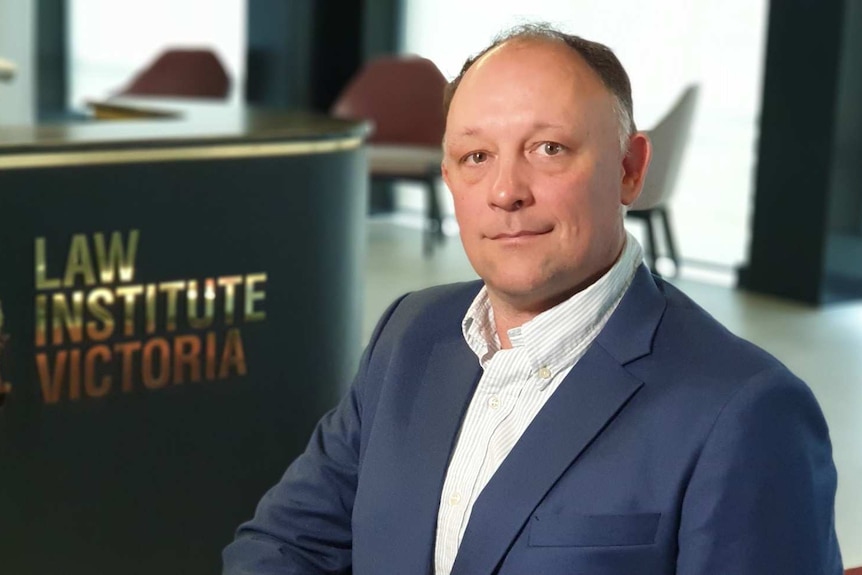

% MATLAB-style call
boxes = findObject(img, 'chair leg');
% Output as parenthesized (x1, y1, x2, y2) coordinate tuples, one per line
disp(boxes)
(643, 213, 660, 276)
(423, 173, 444, 257)
(658, 207, 679, 275)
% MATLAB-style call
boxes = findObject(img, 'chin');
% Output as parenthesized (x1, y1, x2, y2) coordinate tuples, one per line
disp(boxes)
(487, 273, 555, 302)
(490, 264, 595, 305)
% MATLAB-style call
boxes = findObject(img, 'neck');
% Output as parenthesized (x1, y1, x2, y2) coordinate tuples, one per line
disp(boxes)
(489, 237, 628, 349)
(490, 302, 535, 349)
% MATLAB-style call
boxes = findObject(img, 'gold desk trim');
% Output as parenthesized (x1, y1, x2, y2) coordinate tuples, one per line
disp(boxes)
(0, 137, 364, 170)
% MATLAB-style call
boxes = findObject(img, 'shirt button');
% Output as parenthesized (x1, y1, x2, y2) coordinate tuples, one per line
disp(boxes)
(448, 492, 461, 506)
(488, 395, 501, 410)
(538, 366, 552, 379)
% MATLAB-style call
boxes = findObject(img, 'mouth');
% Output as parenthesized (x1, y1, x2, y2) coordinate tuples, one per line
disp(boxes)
(487, 229, 552, 241)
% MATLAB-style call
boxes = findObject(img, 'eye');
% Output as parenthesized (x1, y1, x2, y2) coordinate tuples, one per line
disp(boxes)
(539, 142, 565, 156)
(462, 151, 488, 165)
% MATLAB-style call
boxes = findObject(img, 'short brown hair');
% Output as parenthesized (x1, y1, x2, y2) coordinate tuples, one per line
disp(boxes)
(443, 23, 636, 150)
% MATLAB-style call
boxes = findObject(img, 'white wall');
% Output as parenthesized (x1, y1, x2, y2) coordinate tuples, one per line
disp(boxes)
(404, 2, 705, 124)
(0, 0, 35, 126)
(400, 0, 769, 269)
(67, 0, 246, 111)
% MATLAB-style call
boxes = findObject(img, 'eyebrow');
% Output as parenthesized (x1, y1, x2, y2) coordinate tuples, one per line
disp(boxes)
(449, 127, 481, 138)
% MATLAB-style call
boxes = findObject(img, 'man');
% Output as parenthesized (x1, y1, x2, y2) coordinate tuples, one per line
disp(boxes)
(224, 24, 842, 574)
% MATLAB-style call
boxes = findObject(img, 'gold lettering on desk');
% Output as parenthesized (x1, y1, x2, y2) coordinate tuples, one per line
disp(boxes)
(142, 338, 171, 390)
(187, 279, 216, 330)
(159, 281, 185, 332)
(63, 234, 97, 287)
(31, 230, 267, 405)
(35, 294, 48, 347)
(35, 238, 61, 290)
(244, 274, 268, 322)
(35, 230, 140, 290)
(220, 328, 248, 378)
(174, 335, 202, 384)
(94, 231, 139, 284)
(84, 345, 112, 398)
(116, 285, 144, 336)
(86, 289, 115, 341)
(51, 291, 84, 345)
(114, 341, 141, 393)
(145, 284, 157, 335)
(217, 276, 242, 325)
(35, 332, 249, 403)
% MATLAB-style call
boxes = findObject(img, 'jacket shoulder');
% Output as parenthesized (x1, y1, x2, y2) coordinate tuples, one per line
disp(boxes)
(378, 280, 483, 340)
(657, 278, 786, 374)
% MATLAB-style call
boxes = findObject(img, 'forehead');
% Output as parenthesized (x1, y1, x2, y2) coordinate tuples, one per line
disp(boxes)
(446, 38, 614, 132)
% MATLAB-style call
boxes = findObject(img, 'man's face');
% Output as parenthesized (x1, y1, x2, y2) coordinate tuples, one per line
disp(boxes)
(442, 39, 648, 316)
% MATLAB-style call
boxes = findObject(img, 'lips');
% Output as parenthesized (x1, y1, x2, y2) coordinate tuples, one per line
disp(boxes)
(488, 229, 551, 240)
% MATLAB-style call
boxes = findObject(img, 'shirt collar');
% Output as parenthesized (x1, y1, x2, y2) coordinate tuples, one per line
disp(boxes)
(462, 232, 644, 370)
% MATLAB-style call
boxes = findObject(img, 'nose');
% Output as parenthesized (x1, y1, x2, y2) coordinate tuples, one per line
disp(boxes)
(488, 156, 533, 211)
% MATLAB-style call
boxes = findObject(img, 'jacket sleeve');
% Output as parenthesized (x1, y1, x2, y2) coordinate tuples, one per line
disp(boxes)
(222, 296, 406, 575)
(676, 366, 843, 574)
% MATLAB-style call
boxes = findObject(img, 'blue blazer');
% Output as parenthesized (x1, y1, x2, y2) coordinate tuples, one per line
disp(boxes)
(223, 266, 842, 574)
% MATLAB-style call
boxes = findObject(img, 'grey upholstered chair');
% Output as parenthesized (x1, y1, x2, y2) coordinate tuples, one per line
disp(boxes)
(628, 85, 699, 275)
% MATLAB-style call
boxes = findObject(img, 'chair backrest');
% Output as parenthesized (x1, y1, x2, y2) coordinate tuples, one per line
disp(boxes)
(118, 49, 230, 99)
(330, 55, 447, 147)
(0, 57, 16, 82)
(630, 85, 699, 211)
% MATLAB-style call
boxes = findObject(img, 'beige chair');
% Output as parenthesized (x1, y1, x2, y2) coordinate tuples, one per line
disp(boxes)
(628, 85, 699, 275)
(331, 55, 448, 255)
(0, 57, 16, 82)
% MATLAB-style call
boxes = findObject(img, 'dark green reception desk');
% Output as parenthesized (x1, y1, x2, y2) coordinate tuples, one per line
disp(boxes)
(0, 111, 369, 574)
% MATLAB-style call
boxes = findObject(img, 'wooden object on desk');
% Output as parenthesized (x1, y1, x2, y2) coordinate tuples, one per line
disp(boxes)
(87, 100, 178, 120)
(86, 96, 243, 124)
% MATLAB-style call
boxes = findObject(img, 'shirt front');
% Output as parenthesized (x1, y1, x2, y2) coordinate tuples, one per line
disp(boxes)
(433, 233, 644, 575)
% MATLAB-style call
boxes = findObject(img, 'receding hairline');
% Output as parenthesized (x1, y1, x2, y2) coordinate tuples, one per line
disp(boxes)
(443, 24, 636, 151)
(451, 36, 614, 106)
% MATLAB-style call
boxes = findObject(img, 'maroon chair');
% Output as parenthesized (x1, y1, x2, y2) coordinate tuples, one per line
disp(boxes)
(118, 48, 230, 99)
(331, 55, 448, 255)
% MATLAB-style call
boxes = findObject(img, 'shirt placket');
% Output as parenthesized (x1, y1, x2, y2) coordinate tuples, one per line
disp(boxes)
(454, 348, 527, 541)
(436, 348, 522, 572)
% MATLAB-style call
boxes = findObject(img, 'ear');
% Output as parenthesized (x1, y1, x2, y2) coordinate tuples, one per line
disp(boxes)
(441, 158, 452, 192)
(620, 132, 651, 206)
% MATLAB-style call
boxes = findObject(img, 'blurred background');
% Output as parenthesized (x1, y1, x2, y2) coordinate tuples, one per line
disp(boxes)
(1, 0, 766, 271)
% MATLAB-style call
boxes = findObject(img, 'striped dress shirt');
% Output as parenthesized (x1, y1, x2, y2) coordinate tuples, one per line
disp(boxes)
(433, 233, 644, 575)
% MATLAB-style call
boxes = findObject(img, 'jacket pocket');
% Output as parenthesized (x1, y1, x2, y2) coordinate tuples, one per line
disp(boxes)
(528, 512, 660, 547)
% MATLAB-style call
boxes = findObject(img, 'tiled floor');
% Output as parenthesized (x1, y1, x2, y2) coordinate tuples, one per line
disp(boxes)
(362, 218, 862, 568)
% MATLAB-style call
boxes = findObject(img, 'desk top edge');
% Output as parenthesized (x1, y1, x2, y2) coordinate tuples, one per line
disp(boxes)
(0, 110, 371, 156)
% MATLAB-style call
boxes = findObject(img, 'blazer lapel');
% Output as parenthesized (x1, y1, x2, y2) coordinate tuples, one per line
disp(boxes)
(367, 334, 481, 575)
(450, 265, 666, 575)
